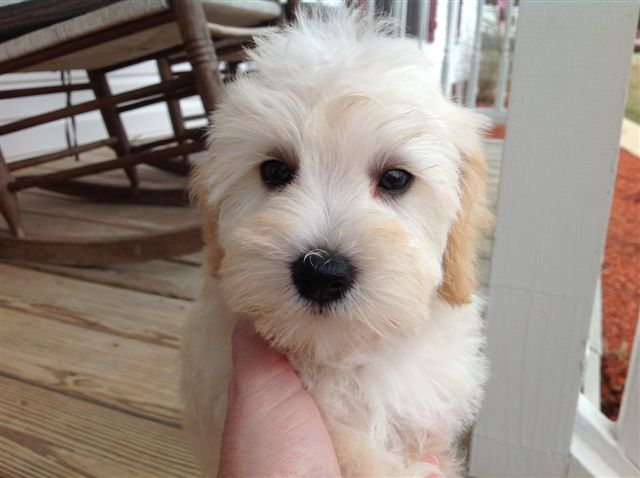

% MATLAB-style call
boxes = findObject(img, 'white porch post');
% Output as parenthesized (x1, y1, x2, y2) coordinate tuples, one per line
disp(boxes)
(466, 0, 484, 108)
(493, 0, 514, 115)
(391, 0, 408, 37)
(468, 1, 638, 477)
(417, 0, 430, 49)
(618, 319, 640, 468)
(441, 0, 461, 97)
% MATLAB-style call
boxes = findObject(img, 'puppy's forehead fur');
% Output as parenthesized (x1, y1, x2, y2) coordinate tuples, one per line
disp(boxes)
(196, 11, 485, 206)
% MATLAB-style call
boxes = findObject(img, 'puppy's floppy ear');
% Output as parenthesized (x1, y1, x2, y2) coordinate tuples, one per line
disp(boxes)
(437, 150, 492, 305)
(189, 168, 224, 278)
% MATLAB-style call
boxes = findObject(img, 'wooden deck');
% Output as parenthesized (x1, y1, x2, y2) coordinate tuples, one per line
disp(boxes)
(0, 140, 502, 477)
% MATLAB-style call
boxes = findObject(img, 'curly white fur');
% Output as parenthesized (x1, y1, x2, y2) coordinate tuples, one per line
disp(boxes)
(182, 9, 489, 477)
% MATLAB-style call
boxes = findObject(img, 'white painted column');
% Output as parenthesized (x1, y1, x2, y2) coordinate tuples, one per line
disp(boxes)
(468, 1, 638, 477)
(391, 0, 408, 38)
(583, 279, 602, 408)
(493, 0, 513, 114)
(417, 0, 430, 49)
(441, 0, 461, 97)
(365, 0, 376, 19)
(466, 0, 484, 108)
(618, 319, 640, 468)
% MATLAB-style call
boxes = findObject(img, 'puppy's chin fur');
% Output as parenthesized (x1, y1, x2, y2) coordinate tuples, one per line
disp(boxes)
(182, 8, 489, 477)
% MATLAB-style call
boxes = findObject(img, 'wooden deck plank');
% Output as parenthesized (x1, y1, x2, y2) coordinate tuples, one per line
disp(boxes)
(1, 264, 191, 346)
(0, 436, 85, 478)
(1, 307, 181, 423)
(478, 234, 494, 261)
(0, 377, 199, 478)
(16, 189, 199, 232)
(480, 142, 500, 270)
(4, 259, 200, 301)
(478, 256, 490, 292)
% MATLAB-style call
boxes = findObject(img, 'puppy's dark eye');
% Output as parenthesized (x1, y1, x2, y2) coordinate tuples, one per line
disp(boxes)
(260, 160, 294, 189)
(378, 169, 412, 194)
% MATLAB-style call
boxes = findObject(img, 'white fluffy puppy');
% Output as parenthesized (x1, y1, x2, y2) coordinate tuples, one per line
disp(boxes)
(182, 9, 490, 477)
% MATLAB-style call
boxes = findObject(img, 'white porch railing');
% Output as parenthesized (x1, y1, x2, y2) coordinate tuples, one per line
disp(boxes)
(583, 279, 603, 409)
(378, 0, 518, 122)
(465, 0, 486, 110)
(440, 0, 461, 95)
(485, 0, 514, 122)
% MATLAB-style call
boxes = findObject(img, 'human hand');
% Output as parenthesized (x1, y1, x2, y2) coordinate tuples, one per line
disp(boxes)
(218, 320, 342, 477)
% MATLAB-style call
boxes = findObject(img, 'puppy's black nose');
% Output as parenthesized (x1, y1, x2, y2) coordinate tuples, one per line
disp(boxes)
(291, 250, 355, 305)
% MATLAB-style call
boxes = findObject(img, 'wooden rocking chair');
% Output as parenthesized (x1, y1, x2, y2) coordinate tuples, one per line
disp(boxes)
(0, 0, 288, 265)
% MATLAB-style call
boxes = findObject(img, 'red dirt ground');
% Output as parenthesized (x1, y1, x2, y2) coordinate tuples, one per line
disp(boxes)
(601, 147, 640, 420)
(488, 125, 640, 420)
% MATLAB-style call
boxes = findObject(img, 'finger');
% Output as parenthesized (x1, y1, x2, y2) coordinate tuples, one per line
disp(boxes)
(227, 319, 303, 429)
(231, 319, 288, 377)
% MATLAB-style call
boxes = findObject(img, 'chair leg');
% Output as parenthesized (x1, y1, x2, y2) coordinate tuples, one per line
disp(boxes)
(87, 70, 139, 188)
(172, 0, 221, 117)
(285, 0, 299, 21)
(0, 149, 25, 237)
(157, 57, 189, 167)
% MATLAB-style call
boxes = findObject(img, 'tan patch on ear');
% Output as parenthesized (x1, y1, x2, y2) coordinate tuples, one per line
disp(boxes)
(437, 151, 492, 305)
(202, 206, 224, 278)
(189, 169, 225, 278)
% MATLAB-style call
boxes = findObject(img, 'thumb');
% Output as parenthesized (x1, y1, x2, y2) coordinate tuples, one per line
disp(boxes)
(229, 319, 298, 395)
(231, 319, 279, 370)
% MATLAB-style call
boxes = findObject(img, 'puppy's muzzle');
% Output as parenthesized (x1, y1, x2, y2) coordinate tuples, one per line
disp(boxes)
(291, 250, 354, 306)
